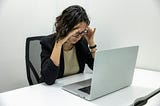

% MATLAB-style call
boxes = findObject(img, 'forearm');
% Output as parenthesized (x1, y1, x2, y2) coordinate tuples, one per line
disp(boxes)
(88, 41, 96, 58)
(90, 48, 96, 58)
(41, 59, 59, 85)
(50, 42, 62, 66)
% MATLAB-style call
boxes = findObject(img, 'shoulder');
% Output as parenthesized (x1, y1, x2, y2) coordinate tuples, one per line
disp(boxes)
(75, 37, 89, 52)
(40, 33, 56, 44)
(40, 33, 56, 48)
(77, 37, 88, 47)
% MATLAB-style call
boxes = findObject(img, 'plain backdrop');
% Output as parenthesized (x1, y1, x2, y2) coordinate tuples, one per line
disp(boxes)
(0, 0, 160, 93)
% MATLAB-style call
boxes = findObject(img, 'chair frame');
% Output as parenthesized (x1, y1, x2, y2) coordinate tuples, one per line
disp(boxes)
(25, 36, 45, 85)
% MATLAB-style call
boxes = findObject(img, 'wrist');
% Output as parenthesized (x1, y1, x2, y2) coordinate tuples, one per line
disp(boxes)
(90, 48, 97, 54)
(55, 41, 63, 48)
(89, 42, 95, 47)
(89, 44, 97, 49)
(88, 39, 95, 46)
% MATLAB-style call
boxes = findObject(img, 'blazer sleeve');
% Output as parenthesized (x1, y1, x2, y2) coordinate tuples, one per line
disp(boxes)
(40, 37, 59, 85)
(85, 48, 94, 70)
(82, 38, 94, 70)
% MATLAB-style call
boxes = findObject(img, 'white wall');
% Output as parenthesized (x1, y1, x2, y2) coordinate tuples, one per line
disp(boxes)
(0, 0, 160, 93)
(0, 0, 57, 93)
(90, 0, 160, 71)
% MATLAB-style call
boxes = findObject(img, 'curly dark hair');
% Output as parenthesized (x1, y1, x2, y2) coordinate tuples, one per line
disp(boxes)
(54, 5, 90, 41)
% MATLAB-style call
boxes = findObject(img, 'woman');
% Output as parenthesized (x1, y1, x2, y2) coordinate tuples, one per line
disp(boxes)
(40, 5, 97, 85)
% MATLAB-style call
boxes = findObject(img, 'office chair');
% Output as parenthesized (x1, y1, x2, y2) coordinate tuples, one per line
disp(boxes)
(25, 36, 45, 85)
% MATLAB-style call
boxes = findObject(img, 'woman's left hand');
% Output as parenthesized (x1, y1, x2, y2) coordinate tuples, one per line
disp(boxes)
(84, 27, 96, 46)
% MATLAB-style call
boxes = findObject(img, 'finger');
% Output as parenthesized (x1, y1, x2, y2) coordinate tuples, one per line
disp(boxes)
(87, 27, 95, 33)
(92, 28, 96, 35)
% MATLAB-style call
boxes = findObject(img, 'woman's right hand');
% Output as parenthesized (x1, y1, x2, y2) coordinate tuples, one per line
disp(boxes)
(51, 29, 79, 66)
(56, 29, 79, 45)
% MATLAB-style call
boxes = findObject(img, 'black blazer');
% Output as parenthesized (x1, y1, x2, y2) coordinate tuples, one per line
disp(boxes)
(40, 34, 94, 85)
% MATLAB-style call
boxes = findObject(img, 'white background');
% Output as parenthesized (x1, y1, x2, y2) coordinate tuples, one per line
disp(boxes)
(0, 0, 160, 92)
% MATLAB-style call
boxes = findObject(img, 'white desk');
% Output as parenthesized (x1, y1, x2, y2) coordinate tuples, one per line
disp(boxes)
(144, 92, 160, 106)
(0, 68, 160, 106)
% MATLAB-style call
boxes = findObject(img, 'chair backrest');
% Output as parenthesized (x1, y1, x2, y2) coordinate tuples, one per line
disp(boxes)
(25, 36, 45, 85)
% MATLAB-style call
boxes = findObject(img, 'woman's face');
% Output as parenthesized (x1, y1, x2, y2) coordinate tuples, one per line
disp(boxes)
(68, 22, 88, 44)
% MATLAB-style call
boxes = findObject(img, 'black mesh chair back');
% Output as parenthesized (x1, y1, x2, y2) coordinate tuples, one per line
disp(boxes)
(25, 36, 45, 85)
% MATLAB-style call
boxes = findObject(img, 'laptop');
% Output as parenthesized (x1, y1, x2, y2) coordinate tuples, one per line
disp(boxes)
(62, 46, 139, 101)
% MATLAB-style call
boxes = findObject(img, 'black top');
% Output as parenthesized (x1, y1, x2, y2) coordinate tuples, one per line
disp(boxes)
(40, 34, 94, 85)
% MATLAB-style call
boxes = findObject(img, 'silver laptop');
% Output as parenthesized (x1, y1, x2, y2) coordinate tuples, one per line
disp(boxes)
(62, 46, 139, 101)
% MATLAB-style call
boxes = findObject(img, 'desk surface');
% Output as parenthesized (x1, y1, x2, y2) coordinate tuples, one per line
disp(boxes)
(0, 68, 160, 106)
(144, 92, 160, 106)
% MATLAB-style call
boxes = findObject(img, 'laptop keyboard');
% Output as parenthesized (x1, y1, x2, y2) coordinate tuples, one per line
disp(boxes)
(78, 86, 91, 94)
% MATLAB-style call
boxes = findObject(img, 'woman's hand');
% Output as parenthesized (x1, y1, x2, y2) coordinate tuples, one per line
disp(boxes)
(56, 29, 79, 45)
(84, 27, 96, 46)
(51, 28, 80, 66)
